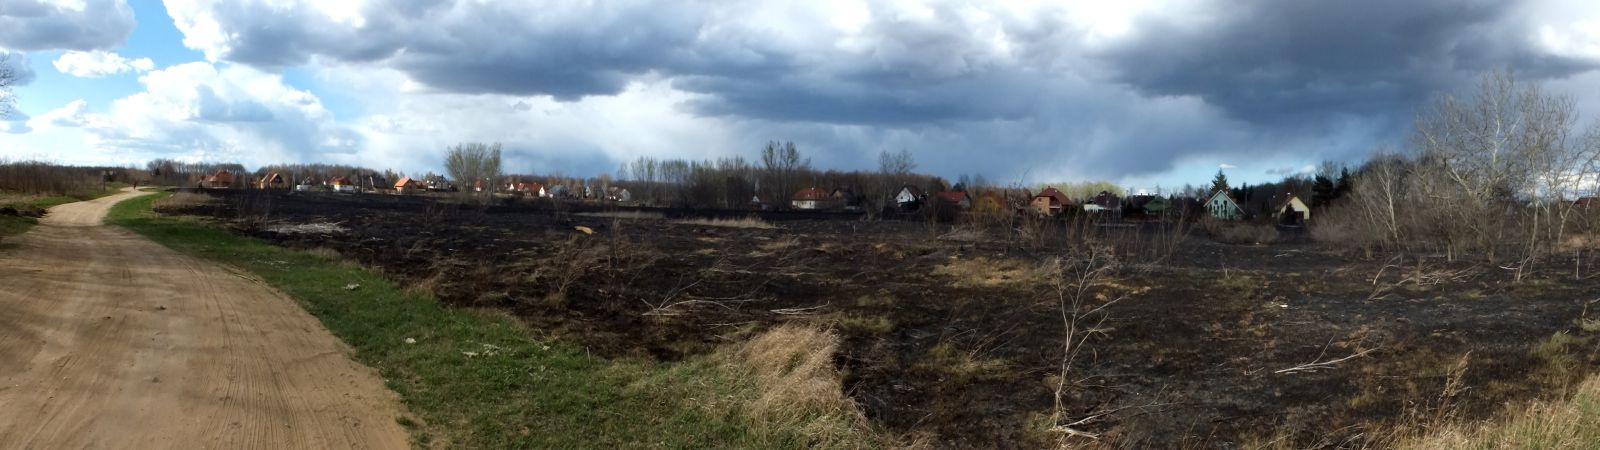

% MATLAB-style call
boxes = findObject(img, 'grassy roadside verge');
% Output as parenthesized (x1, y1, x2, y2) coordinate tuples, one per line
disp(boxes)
(107, 191, 880, 449)
(1399, 375, 1600, 449)
(1, 184, 129, 239)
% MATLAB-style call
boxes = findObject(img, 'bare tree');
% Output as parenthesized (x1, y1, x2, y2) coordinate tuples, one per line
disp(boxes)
(1348, 150, 1408, 247)
(865, 149, 917, 216)
(760, 141, 809, 209)
(444, 142, 503, 203)
(0, 54, 17, 118)
(1411, 69, 1600, 262)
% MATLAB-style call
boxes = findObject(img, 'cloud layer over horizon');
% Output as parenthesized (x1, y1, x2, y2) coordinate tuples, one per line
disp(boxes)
(5, 0, 1600, 186)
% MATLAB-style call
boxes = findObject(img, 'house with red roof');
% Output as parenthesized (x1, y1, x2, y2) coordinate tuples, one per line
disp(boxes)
(1030, 186, 1072, 216)
(200, 170, 234, 189)
(935, 191, 971, 209)
(791, 187, 832, 210)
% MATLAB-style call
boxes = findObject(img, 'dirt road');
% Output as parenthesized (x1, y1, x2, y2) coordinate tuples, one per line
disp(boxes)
(0, 190, 410, 449)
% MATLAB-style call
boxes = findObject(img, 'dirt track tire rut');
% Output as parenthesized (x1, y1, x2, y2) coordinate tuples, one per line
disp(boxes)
(0, 190, 409, 449)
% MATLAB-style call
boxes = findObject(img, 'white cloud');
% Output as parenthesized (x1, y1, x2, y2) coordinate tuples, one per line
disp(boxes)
(324, 67, 737, 174)
(26, 99, 93, 130)
(1219, 163, 1238, 169)
(52, 50, 155, 77)
(62, 62, 359, 165)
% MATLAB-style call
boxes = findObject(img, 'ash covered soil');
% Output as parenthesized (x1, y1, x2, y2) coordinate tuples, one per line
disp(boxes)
(167, 190, 1600, 448)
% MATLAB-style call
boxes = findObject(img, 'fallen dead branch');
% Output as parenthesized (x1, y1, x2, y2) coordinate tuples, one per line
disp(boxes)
(771, 304, 828, 315)
(1276, 340, 1380, 374)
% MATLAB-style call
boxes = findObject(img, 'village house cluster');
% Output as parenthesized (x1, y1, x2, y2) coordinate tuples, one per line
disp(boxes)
(197, 169, 634, 202)
(195, 167, 1329, 225)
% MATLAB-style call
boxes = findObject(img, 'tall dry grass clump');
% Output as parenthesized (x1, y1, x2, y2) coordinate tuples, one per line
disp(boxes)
(1202, 220, 1279, 245)
(676, 216, 776, 229)
(1398, 375, 1600, 449)
(152, 192, 217, 211)
(717, 324, 886, 448)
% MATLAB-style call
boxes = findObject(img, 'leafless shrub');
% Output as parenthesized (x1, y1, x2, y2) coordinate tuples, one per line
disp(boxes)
(1311, 203, 1379, 255)
(419, 199, 453, 228)
(526, 223, 660, 305)
(230, 191, 275, 227)
(1046, 245, 1129, 439)
(529, 235, 606, 304)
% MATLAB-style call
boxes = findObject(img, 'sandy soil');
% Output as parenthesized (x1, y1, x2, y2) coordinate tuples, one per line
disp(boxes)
(0, 190, 410, 449)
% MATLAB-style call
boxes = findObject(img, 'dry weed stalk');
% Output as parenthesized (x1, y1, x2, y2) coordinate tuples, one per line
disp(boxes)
(675, 216, 776, 229)
(1047, 244, 1127, 436)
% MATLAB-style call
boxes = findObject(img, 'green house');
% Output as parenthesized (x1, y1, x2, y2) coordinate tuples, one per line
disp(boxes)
(1142, 195, 1170, 215)
(1206, 190, 1244, 220)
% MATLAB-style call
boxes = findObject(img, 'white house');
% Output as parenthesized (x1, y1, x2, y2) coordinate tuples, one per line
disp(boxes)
(1277, 195, 1311, 225)
(894, 186, 923, 211)
(792, 187, 830, 210)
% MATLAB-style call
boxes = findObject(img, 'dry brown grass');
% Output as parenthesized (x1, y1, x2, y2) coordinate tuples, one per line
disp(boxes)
(152, 192, 217, 211)
(1397, 375, 1600, 449)
(264, 222, 348, 235)
(716, 324, 887, 448)
(757, 237, 799, 252)
(304, 247, 342, 260)
(574, 211, 664, 220)
(676, 216, 777, 229)
(1203, 221, 1280, 245)
(933, 255, 1051, 288)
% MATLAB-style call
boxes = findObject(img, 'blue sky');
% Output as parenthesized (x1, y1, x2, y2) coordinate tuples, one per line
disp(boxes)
(4, 0, 1600, 191)
(14, 1, 192, 115)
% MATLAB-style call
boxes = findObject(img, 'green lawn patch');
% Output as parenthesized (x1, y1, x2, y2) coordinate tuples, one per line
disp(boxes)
(108, 191, 874, 449)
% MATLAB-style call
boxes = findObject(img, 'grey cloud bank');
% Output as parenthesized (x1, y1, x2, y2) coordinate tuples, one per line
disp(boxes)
(20, 1, 1600, 185)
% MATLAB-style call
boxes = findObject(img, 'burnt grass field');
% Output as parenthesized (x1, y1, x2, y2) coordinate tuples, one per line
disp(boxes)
(164, 190, 1600, 448)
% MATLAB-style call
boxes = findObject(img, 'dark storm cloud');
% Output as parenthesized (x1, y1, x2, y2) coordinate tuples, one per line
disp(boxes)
(1096, 0, 1598, 125)
(0, 0, 135, 51)
(185, 0, 710, 100)
(164, 1, 1600, 182)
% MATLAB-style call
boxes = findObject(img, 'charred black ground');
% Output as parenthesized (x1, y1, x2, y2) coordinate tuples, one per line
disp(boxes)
(162, 190, 1600, 448)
